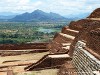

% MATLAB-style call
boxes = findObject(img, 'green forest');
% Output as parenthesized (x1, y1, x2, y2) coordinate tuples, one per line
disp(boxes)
(0, 21, 69, 44)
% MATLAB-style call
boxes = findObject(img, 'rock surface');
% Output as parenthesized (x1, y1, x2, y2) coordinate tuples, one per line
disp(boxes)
(88, 8, 100, 18)
(58, 8, 100, 75)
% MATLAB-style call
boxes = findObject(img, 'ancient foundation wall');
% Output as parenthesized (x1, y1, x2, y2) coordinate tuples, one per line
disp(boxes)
(72, 41, 100, 75)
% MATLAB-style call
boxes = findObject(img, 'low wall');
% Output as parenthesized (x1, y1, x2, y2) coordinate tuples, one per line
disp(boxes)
(0, 43, 49, 56)
(72, 41, 100, 75)
(0, 43, 48, 50)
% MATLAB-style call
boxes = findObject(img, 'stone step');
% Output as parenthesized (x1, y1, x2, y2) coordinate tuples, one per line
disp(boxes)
(59, 33, 75, 40)
(87, 18, 100, 21)
(61, 43, 71, 46)
(25, 54, 72, 71)
(62, 28, 79, 36)
(48, 32, 74, 53)
(53, 33, 75, 44)
(51, 41, 71, 48)
(48, 54, 70, 58)
(65, 28, 79, 33)
(49, 43, 69, 53)
(53, 35, 72, 44)
(54, 37, 70, 43)
(62, 46, 70, 50)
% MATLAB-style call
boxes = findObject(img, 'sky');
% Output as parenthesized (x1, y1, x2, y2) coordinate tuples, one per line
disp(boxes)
(0, 0, 100, 16)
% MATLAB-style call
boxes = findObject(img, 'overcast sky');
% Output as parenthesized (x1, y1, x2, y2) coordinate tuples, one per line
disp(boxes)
(0, 0, 100, 16)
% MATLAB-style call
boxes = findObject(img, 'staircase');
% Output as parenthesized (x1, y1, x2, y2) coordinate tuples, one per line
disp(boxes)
(48, 26, 79, 54)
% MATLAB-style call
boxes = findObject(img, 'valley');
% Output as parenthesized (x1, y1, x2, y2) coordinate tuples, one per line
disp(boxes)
(0, 21, 69, 44)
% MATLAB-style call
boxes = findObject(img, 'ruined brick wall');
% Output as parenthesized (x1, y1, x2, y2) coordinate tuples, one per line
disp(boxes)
(0, 43, 48, 50)
(0, 43, 49, 56)
(68, 20, 84, 31)
(72, 41, 100, 75)
(48, 20, 80, 54)
(69, 19, 100, 56)
(48, 33, 73, 53)
(87, 28, 100, 55)
(58, 8, 100, 75)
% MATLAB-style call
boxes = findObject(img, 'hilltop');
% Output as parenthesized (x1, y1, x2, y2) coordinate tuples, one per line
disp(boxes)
(9, 10, 68, 22)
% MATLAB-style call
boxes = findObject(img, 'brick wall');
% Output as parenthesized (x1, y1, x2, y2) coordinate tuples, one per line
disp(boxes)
(72, 41, 100, 75)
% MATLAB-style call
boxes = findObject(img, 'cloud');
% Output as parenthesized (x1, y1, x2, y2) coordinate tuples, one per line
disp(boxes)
(0, 0, 43, 13)
(36, 0, 100, 16)
(0, 0, 100, 16)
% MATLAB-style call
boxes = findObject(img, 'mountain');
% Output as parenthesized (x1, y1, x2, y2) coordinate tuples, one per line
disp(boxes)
(9, 10, 67, 22)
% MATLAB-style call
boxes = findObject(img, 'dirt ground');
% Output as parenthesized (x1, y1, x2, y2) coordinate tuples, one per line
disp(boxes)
(0, 52, 49, 75)
(15, 69, 58, 75)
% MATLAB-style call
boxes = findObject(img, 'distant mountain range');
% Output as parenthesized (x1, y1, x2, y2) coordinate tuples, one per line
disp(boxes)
(0, 10, 90, 22)
(9, 10, 68, 22)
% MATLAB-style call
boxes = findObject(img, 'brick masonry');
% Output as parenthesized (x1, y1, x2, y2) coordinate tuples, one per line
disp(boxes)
(72, 41, 100, 75)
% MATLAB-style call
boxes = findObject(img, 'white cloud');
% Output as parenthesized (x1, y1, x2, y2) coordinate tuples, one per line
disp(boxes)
(0, 0, 43, 13)
(0, 0, 100, 16)
(41, 0, 100, 16)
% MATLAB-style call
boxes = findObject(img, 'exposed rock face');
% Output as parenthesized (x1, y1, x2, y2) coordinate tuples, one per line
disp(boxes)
(88, 27, 100, 55)
(88, 8, 100, 18)
(69, 19, 100, 56)
(57, 8, 100, 75)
